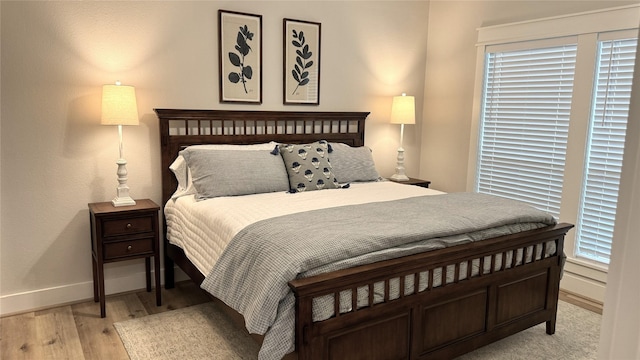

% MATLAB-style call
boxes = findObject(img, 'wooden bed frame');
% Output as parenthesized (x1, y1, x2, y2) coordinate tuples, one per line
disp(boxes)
(156, 109, 574, 360)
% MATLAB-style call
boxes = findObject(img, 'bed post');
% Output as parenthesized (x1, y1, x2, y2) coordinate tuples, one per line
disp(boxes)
(157, 110, 175, 289)
(545, 236, 565, 335)
(164, 244, 175, 289)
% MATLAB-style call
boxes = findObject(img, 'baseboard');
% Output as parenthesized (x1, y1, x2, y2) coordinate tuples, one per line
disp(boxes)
(0, 267, 188, 317)
(559, 289, 603, 314)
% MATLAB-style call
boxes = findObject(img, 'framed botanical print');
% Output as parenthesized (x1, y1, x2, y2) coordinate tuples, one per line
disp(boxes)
(283, 18, 321, 105)
(219, 10, 262, 104)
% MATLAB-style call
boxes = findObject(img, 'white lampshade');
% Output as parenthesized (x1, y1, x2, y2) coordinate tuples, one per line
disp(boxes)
(390, 94, 416, 125)
(101, 84, 139, 126)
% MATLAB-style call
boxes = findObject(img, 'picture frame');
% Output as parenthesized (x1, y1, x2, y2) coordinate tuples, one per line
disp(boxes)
(219, 10, 262, 104)
(283, 18, 321, 105)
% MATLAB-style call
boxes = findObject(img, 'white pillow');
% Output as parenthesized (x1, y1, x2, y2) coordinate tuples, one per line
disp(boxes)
(169, 155, 191, 199)
(168, 142, 278, 199)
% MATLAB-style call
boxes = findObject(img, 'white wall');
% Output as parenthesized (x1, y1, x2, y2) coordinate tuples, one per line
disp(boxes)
(0, 1, 429, 315)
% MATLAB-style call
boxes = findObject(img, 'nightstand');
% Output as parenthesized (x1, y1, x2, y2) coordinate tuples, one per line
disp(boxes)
(89, 199, 161, 318)
(389, 177, 431, 188)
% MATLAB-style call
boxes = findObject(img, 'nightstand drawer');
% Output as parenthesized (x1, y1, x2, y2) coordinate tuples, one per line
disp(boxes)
(102, 216, 154, 237)
(103, 238, 154, 259)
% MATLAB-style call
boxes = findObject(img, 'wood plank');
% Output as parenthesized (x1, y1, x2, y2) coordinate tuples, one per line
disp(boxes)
(1, 312, 41, 359)
(34, 306, 85, 359)
(72, 293, 147, 360)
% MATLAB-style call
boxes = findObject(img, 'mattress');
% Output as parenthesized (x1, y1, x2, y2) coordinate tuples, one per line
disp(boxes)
(164, 181, 445, 277)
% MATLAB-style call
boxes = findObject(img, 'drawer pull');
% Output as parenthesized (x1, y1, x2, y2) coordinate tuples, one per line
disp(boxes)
(126, 223, 132, 229)
(127, 245, 133, 251)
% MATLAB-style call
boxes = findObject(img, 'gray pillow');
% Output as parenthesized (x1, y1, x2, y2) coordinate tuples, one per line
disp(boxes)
(180, 148, 289, 199)
(279, 140, 340, 192)
(329, 142, 381, 183)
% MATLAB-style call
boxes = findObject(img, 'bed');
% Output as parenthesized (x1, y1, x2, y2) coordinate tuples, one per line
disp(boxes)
(156, 108, 574, 360)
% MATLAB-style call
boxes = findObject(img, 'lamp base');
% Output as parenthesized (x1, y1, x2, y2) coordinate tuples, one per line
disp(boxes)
(112, 196, 136, 207)
(112, 158, 136, 207)
(390, 173, 410, 182)
(391, 146, 410, 182)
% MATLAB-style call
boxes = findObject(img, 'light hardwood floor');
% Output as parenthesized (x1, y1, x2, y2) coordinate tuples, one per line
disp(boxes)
(0, 283, 602, 360)
(1, 281, 212, 360)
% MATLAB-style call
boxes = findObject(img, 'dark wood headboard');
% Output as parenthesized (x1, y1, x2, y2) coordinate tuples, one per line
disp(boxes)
(155, 109, 370, 207)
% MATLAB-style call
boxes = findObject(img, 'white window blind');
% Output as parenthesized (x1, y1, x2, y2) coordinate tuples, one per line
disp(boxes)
(477, 45, 577, 217)
(576, 38, 638, 264)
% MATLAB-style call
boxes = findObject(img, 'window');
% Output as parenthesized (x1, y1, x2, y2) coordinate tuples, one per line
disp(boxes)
(475, 34, 637, 264)
(472, 5, 639, 287)
(575, 37, 638, 264)
(477, 43, 577, 217)
(477, 36, 637, 266)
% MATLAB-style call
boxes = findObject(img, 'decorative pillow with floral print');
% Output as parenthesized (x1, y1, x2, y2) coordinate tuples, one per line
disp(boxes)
(278, 140, 340, 193)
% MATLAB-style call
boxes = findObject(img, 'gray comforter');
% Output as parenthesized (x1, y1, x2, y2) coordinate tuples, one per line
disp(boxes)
(201, 192, 556, 360)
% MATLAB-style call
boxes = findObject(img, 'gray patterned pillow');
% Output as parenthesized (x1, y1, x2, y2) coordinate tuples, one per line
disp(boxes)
(279, 140, 340, 192)
(180, 148, 289, 199)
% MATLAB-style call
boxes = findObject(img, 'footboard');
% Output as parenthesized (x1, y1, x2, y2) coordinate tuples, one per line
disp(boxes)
(289, 223, 573, 360)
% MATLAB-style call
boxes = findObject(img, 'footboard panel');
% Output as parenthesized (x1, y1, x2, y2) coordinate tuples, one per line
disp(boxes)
(419, 288, 488, 354)
(325, 309, 412, 359)
(289, 223, 572, 360)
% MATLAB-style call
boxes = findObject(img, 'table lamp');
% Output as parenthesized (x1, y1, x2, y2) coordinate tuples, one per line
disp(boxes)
(389, 93, 415, 181)
(101, 81, 139, 207)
